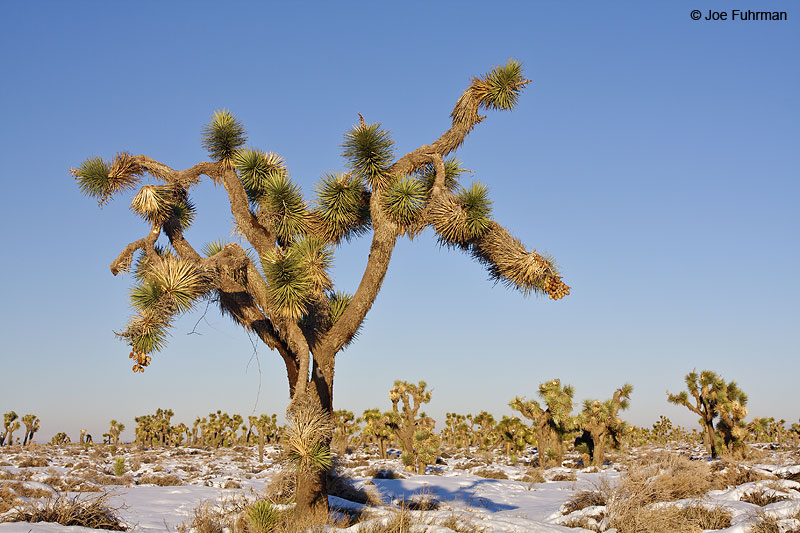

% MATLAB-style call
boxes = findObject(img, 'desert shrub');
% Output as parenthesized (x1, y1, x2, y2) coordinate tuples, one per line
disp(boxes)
(2, 481, 53, 499)
(176, 497, 248, 533)
(265, 468, 295, 504)
(473, 468, 508, 480)
(245, 501, 281, 532)
(560, 515, 601, 532)
(5, 492, 127, 531)
(17, 456, 48, 467)
(222, 479, 242, 489)
(0, 486, 21, 514)
(521, 469, 546, 483)
(562, 489, 607, 515)
(740, 487, 789, 506)
(607, 503, 731, 533)
(368, 468, 403, 479)
(550, 471, 577, 482)
(138, 473, 183, 486)
(113, 457, 126, 477)
(436, 512, 487, 533)
(747, 510, 783, 533)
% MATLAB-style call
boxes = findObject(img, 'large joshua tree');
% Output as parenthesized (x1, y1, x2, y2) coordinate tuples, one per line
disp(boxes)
(71, 60, 569, 512)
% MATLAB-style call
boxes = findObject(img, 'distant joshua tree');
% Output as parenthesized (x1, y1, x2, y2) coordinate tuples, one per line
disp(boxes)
(2, 411, 19, 446)
(361, 408, 398, 460)
(249, 414, 279, 463)
(578, 384, 633, 466)
(21, 414, 40, 446)
(108, 420, 125, 446)
(389, 380, 438, 472)
(667, 369, 748, 458)
(510, 379, 575, 467)
(71, 60, 570, 512)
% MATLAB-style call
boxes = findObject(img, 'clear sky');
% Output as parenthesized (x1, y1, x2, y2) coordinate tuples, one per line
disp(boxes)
(0, 1, 797, 443)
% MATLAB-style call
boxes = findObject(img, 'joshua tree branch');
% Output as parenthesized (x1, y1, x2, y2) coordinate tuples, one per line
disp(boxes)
(218, 168, 276, 254)
(110, 222, 161, 275)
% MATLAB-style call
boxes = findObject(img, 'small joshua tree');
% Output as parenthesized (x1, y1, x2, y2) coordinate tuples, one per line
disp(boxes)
(715, 381, 748, 457)
(108, 420, 125, 447)
(413, 427, 442, 474)
(494, 416, 533, 461)
(50, 432, 70, 446)
(390, 380, 434, 469)
(510, 378, 575, 467)
(667, 369, 747, 458)
(651, 415, 674, 444)
(72, 60, 570, 511)
(790, 422, 800, 448)
(468, 411, 497, 450)
(331, 409, 360, 455)
(578, 384, 633, 466)
(443, 413, 471, 449)
(21, 414, 40, 446)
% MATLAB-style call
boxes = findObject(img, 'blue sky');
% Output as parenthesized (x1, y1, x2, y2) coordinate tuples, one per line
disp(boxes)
(0, 1, 797, 442)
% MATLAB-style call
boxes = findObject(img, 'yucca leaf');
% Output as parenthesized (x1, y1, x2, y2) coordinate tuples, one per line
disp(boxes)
(382, 176, 426, 227)
(458, 182, 493, 239)
(148, 256, 205, 313)
(314, 172, 370, 244)
(257, 172, 309, 242)
(328, 291, 352, 326)
(291, 236, 333, 292)
(201, 109, 247, 166)
(130, 280, 163, 311)
(341, 121, 395, 190)
(72, 157, 111, 201)
(261, 249, 312, 319)
(202, 239, 227, 257)
(164, 198, 196, 233)
(123, 316, 169, 354)
(233, 148, 287, 204)
(473, 59, 528, 111)
(130, 185, 171, 222)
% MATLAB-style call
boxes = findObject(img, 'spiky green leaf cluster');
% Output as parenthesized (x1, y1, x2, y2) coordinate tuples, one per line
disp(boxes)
(473, 59, 527, 111)
(255, 172, 309, 243)
(147, 256, 205, 313)
(72, 152, 142, 205)
(431, 183, 493, 246)
(201, 110, 246, 166)
(233, 148, 287, 204)
(262, 248, 312, 319)
(416, 158, 468, 194)
(202, 239, 227, 257)
(245, 501, 281, 533)
(328, 291, 352, 326)
(382, 176, 426, 227)
(293, 236, 333, 292)
(341, 121, 395, 190)
(314, 172, 370, 244)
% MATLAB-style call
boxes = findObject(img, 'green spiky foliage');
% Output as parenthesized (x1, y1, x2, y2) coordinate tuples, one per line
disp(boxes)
(381, 176, 426, 230)
(416, 158, 468, 194)
(253, 172, 310, 244)
(201, 109, 247, 168)
(510, 378, 575, 467)
(651, 415, 674, 443)
(313, 172, 370, 244)
(578, 384, 633, 466)
(2, 411, 18, 447)
(71, 152, 143, 206)
(246, 500, 282, 533)
(667, 369, 748, 459)
(108, 420, 125, 447)
(341, 120, 395, 190)
(233, 148, 287, 204)
(413, 428, 442, 474)
(470, 58, 527, 111)
(50, 432, 70, 446)
(21, 414, 40, 446)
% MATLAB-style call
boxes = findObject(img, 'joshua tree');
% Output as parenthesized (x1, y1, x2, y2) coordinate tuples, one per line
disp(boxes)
(249, 414, 279, 463)
(494, 416, 533, 460)
(361, 408, 398, 459)
(2, 411, 18, 446)
(108, 420, 125, 446)
(510, 378, 575, 467)
(331, 409, 360, 455)
(413, 427, 442, 474)
(21, 414, 40, 446)
(50, 432, 71, 446)
(577, 384, 633, 466)
(667, 369, 747, 458)
(790, 422, 800, 448)
(71, 60, 570, 512)
(443, 413, 471, 449)
(389, 380, 434, 469)
(468, 411, 497, 450)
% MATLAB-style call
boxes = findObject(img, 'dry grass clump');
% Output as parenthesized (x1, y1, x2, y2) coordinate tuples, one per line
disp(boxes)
(562, 488, 607, 515)
(620, 454, 715, 503)
(473, 468, 508, 479)
(0, 486, 21, 514)
(2, 481, 53, 499)
(17, 456, 49, 467)
(327, 471, 384, 506)
(712, 461, 774, 487)
(560, 515, 601, 532)
(4, 492, 128, 531)
(176, 496, 249, 533)
(521, 469, 546, 483)
(607, 503, 731, 533)
(265, 468, 295, 504)
(367, 468, 403, 479)
(739, 487, 789, 506)
(137, 473, 183, 486)
(551, 471, 577, 482)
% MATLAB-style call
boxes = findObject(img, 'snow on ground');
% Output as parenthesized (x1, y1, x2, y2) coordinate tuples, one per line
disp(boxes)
(0, 443, 799, 532)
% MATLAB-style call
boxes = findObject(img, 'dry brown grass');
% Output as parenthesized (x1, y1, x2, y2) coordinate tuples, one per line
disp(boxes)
(17, 456, 49, 467)
(562, 488, 607, 515)
(473, 468, 508, 479)
(521, 469, 546, 483)
(138, 473, 183, 486)
(550, 471, 577, 482)
(608, 503, 731, 533)
(740, 487, 789, 506)
(4, 492, 128, 530)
